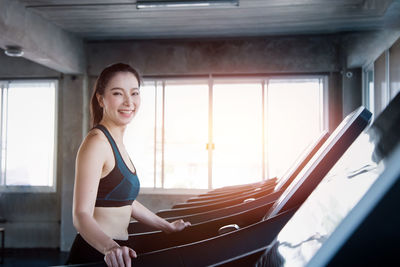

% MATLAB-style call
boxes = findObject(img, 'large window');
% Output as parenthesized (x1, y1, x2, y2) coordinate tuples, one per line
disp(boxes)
(163, 83, 209, 189)
(213, 82, 263, 189)
(0, 80, 57, 192)
(266, 79, 324, 179)
(126, 76, 327, 189)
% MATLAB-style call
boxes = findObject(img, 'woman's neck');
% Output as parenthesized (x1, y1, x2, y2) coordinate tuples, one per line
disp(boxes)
(98, 120, 127, 144)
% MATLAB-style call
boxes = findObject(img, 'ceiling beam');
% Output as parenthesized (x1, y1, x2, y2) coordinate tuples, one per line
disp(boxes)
(0, 0, 85, 74)
(343, 29, 400, 69)
(343, 0, 400, 68)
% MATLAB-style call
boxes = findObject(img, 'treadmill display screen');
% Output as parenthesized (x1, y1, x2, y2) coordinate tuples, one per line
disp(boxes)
(272, 129, 384, 266)
(267, 107, 371, 218)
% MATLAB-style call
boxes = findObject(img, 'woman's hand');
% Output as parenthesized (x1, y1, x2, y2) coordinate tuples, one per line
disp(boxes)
(104, 245, 137, 267)
(166, 219, 191, 233)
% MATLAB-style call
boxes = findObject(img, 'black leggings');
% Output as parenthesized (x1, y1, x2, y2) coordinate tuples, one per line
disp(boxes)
(66, 234, 130, 264)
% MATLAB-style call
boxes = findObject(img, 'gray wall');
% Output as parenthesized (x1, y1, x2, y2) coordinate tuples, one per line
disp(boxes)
(87, 35, 341, 76)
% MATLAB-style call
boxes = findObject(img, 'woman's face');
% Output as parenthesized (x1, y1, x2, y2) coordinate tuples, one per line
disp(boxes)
(97, 71, 140, 126)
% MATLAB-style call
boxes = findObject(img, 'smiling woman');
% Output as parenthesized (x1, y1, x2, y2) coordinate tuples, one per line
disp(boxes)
(67, 63, 191, 266)
(96, 73, 141, 126)
(90, 64, 142, 128)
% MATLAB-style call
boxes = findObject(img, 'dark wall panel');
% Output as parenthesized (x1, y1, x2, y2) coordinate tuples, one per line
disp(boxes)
(342, 68, 362, 118)
(390, 38, 400, 98)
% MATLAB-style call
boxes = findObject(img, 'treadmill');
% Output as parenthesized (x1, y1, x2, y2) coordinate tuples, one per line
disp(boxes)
(55, 103, 374, 267)
(129, 132, 328, 234)
(152, 132, 329, 219)
(123, 106, 371, 257)
(214, 93, 400, 266)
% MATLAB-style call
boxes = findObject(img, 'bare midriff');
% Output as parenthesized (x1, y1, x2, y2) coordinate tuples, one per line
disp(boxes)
(93, 205, 132, 241)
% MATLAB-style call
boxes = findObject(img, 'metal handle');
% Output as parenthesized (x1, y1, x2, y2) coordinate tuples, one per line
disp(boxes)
(218, 224, 240, 235)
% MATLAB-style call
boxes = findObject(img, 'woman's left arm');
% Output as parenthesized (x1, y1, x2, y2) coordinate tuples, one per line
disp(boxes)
(131, 200, 191, 233)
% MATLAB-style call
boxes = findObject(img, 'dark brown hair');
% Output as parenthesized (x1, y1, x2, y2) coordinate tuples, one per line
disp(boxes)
(90, 63, 141, 127)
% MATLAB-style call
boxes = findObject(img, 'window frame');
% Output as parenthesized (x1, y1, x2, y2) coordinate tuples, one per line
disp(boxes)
(134, 74, 329, 190)
(0, 79, 58, 193)
(362, 64, 375, 121)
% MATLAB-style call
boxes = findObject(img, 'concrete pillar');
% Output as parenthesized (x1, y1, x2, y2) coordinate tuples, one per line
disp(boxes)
(59, 74, 88, 251)
(342, 68, 362, 117)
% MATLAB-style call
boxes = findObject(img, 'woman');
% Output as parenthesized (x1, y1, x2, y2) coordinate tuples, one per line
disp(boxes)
(67, 63, 191, 266)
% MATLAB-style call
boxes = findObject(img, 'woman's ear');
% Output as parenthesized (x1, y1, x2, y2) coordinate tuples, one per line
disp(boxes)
(96, 93, 104, 108)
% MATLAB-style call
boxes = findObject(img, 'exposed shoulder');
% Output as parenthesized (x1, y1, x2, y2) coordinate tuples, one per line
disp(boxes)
(78, 128, 110, 158)
(86, 128, 108, 143)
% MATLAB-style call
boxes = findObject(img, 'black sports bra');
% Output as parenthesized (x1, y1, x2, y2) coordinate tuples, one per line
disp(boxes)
(94, 125, 140, 207)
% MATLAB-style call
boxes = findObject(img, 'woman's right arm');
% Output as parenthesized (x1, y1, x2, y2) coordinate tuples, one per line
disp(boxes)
(72, 133, 136, 265)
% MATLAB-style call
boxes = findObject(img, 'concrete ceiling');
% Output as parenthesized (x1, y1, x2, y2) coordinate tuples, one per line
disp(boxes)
(1, 0, 399, 74)
(17, 0, 397, 40)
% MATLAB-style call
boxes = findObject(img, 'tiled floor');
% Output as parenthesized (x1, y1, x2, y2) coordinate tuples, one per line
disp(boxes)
(0, 249, 69, 267)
